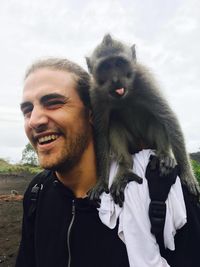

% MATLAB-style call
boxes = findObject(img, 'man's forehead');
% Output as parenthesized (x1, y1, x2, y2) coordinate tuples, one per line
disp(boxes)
(22, 68, 77, 101)
(24, 68, 76, 90)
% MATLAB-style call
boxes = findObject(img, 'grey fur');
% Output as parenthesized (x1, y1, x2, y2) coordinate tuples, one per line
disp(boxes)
(86, 34, 199, 206)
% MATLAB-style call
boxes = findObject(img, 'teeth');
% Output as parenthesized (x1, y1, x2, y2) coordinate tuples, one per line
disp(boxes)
(38, 135, 58, 144)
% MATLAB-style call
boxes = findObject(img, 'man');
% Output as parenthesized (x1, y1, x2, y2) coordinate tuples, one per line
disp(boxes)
(16, 58, 130, 267)
(16, 58, 200, 267)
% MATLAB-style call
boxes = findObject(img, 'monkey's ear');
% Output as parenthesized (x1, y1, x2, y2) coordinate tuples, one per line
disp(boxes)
(86, 57, 92, 73)
(131, 44, 137, 62)
(102, 34, 113, 46)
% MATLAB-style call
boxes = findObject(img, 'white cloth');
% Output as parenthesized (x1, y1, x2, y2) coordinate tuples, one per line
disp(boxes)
(98, 149, 187, 267)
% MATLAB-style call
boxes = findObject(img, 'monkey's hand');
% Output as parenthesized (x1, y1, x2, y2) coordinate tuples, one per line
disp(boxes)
(110, 172, 143, 207)
(154, 154, 177, 176)
(146, 155, 178, 199)
(87, 180, 109, 207)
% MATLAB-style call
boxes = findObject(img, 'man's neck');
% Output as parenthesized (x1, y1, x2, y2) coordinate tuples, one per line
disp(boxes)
(56, 140, 97, 198)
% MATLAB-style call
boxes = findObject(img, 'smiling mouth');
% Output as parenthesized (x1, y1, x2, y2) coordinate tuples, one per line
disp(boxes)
(37, 134, 60, 145)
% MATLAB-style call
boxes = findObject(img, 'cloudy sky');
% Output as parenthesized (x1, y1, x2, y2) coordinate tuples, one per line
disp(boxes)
(0, 0, 199, 163)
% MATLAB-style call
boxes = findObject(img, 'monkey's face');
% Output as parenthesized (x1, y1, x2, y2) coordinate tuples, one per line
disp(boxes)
(94, 57, 135, 100)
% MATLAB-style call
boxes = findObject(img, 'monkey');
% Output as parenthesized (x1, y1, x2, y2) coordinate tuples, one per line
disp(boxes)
(86, 34, 200, 207)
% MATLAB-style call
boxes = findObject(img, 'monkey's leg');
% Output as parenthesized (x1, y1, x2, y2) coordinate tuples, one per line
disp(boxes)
(88, 135, 110, 203)
(109, 125, 142, 207)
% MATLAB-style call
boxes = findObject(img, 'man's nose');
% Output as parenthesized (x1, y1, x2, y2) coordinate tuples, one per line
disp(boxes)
(28, 106, 48, 131)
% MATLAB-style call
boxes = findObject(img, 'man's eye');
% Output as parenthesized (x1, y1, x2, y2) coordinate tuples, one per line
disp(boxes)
(22, 107, 33, 117)
(45, 100, 65, 108)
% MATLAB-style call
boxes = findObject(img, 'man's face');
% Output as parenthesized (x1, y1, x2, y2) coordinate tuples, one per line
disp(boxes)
(21, 68, 92, 171)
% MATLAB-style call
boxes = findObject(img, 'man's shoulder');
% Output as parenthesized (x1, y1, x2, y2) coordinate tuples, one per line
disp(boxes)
(24, 170, 53, 198)
(22, 170, 54, 216)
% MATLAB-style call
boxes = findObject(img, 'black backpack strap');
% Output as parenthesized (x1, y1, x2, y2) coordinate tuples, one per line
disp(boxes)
(27, 170, 51, 220)
(145, 155, 179, 254)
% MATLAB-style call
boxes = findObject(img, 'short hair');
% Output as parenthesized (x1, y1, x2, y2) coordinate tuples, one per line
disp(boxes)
(25, 58, 91, 108)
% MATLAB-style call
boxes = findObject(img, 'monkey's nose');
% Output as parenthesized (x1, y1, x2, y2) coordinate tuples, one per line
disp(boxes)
(112, 76, 118, 83)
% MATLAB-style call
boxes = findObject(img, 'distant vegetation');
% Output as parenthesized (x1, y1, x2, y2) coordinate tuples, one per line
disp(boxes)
(0, 143, 41, 176)
(21, 143, 38, 166)
(190, 152, 200, 184)
(192, 160, 200, 184)
(0, 158, 42, 176)
(0, 156, 200, 184)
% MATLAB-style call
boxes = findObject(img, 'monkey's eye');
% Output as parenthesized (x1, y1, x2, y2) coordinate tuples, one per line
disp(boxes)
(127, 72, 132, 78)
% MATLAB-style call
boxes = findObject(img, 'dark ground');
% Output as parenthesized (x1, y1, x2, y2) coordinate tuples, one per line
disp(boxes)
(0, 175, 32, 267)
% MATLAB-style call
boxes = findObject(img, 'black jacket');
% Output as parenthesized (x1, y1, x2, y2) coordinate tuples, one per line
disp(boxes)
(15, 171, 130, 267)
(16, 170, 200, 267)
